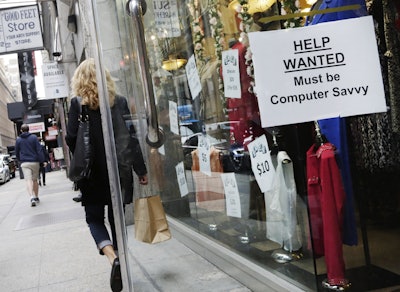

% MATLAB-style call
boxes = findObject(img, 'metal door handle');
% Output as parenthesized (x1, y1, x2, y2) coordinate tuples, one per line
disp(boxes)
(127, 0, 164, 148)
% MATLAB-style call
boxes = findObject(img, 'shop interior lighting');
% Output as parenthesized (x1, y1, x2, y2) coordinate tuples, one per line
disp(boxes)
(162, 58, 187, 71)
(228, 0, 277, 14)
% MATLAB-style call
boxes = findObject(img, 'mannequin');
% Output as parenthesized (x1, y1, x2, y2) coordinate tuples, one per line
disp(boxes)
(305, 1, 368, 289)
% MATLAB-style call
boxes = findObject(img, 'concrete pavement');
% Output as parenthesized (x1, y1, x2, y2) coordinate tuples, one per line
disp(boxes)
(0, 169, 251, 292)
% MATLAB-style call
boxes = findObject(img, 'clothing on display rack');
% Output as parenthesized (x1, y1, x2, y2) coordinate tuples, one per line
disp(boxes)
(191, 147, 225, 212)
(265, 151, 302, 253)
(307, 142, 347, 286)
(305, 0, 368, 247)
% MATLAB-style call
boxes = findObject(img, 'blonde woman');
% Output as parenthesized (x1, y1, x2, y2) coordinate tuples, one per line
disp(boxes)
(66, 58, 147, 292)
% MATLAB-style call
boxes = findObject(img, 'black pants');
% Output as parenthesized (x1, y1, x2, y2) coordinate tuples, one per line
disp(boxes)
(39, 166, 46, 184)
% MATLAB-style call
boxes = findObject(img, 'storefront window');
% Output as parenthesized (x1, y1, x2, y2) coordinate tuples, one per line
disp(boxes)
(91, 0, 400, 290)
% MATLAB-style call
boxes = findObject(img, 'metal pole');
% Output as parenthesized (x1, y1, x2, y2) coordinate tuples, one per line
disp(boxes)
(126, 0, 164, 148)
(57, 98, 70, 173)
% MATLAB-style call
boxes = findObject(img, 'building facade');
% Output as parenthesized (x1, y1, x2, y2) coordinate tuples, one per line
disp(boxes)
(51, 0, 400, 290)
(0, 56, 19, 152)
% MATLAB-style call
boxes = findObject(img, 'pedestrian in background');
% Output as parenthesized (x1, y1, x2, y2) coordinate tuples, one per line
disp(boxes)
(39, 141, 50, 186)
(15, 124, 45, 207)
(66, 58, 147, 292)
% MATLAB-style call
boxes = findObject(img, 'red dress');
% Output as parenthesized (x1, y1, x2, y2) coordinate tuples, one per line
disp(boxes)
(306, 143, 346, 284)
(226, 42, 262, 147)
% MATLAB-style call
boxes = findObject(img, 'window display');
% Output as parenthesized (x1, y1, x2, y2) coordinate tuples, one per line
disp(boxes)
(94, 0, 400, 290)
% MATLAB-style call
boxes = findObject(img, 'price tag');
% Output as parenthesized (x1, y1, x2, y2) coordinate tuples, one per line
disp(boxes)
(198, 134, 211, 176)
(169, 100, 179, 135)
(175, 162, 189, 197)
(247, 135, 275, 192)
(221, 173, 241, 218)
(186, 55, 202, 99)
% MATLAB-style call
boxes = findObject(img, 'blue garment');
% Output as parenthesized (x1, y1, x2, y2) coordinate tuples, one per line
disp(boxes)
(15, 132, 45, 163)
(306, 0, 367, 25)
(318, 118, 358, 245)
(305, 0, 367, 245)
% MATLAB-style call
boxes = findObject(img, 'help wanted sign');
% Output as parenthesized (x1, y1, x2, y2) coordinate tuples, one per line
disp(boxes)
(248, 16, 386, 127)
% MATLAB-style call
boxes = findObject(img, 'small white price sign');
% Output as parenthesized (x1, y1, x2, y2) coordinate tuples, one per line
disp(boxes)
(169, 100, 179, 135)
(247, 135, 275, 192)
(198, 134, 211, 176)
(221, 173, 241, 218)
(175, 162, 189, 197)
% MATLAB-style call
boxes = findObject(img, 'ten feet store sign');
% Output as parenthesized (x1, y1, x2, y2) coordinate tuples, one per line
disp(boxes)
(249, 16, 386, 127)
(0, 5, 43, 53)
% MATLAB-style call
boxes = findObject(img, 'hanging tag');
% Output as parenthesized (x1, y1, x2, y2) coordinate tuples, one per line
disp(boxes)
(175, 161, 189, 197)
(198, 134, 211, 176)
(221, 173, 242, 218)
(247, 134, 275, 192)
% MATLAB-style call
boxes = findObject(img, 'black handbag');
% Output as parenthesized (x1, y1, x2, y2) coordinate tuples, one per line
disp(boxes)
(68, 103, 92, 182)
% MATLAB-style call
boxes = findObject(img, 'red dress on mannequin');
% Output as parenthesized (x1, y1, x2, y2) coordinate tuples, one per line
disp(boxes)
(226, 41, 263, 147)
(307, 143, 347, 286)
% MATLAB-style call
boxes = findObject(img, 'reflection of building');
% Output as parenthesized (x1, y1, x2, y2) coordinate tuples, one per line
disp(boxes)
(0, 57, 19, 152)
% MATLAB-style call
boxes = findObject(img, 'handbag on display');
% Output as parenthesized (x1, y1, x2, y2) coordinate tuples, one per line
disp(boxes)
(68, 101, 92, 182)
(134, 190, 171, 244)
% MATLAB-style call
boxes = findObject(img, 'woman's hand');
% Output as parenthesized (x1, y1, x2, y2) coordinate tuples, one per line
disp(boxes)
(138, 175, 148, 185)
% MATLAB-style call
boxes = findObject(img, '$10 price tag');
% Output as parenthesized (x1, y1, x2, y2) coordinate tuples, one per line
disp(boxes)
(247, 135, 275, 193)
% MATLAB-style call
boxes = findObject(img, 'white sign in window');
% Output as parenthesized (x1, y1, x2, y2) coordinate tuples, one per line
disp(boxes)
(42, 62, 69, 99)
(175, 162, 189, 197)
(247, 135, 275, 193)
(153, 0, 181, 38)
(222, 49, 241, 98)
(186, 55, 202, 99)
(249, 16, 387, 127)
(0, 5, 43, 53)
(169, 100, 179, 135)
(221, 173, 241, 218)
(198, 134, 211, 176)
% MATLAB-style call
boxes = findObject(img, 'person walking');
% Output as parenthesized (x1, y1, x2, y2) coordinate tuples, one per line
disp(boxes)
(66, 58, 148, 292)
(39, 142, 50, 186)
(15, 124, 45, 207)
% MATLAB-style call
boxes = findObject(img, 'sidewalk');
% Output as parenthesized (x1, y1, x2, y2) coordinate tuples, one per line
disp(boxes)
(0, 170, 251, 292)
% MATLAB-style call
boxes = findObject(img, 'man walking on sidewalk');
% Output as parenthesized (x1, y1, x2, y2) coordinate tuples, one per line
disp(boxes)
(15, 124, 45, 207)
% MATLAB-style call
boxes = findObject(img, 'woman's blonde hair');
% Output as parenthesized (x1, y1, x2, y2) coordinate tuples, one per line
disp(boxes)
(70, 58, 115, 110)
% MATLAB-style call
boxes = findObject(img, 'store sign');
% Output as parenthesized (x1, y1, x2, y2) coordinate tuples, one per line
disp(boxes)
(24, 110, 42, 124)
(28, 122, 45, 133)
(42, 62, 69, 99)
(175, 162, 189, 197)
(153, 0, 181, 38)
(222, 49, 241, 98)
(186, 55, 202, 99)
(47, 126, 58, 136)
(249, 16, 387, 127)
(18, 51, 37, 110)
(0, 5, 43, 53)
(247, 135, 275, 193)
(221, 173, 241, 218)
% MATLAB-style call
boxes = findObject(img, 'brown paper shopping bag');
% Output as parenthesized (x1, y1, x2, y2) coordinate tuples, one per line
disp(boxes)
(134, 195, 171, 244)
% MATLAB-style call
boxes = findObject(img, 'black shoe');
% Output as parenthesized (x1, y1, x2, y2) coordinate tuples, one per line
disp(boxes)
(72, 194, 82, 202)
(110, 257, 122, 292)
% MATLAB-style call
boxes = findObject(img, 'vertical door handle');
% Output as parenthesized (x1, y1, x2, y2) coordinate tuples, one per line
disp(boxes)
(126, 0, 164, 148)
